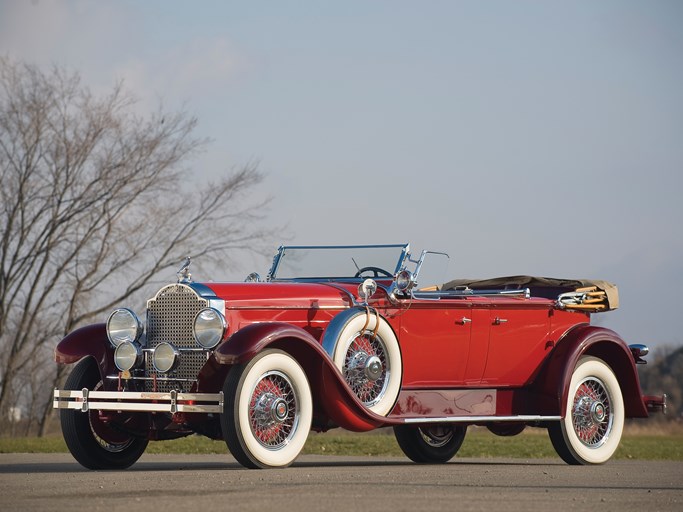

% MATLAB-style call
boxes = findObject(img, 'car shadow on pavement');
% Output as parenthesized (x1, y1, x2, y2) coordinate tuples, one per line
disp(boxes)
(0, 456, 567, 474)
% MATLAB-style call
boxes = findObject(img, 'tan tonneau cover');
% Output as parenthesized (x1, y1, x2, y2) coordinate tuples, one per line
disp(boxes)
(441, 276, 618, 312)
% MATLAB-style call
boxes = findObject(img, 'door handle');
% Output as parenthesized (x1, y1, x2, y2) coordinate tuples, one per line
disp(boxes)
(493, 317, 508, 325)
(458, 317, 472, 325)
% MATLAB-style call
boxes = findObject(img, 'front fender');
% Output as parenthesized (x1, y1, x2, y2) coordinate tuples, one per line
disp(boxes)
(214, 322, 389, 431)
(54, 323, 114, 382)
(214, 323, 321, 365)
(532, 324, 648, 418)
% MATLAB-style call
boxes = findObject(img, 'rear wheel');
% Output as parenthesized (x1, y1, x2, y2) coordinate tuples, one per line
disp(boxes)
(60, 358, 148, 470)
(487, 423, 526, 437)
(548, 356, 624, 465)
(393, 424, 466, 463)
(221, 349, 312, 469)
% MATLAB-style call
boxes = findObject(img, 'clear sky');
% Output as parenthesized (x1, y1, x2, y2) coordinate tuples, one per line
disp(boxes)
(2, 0, 682, 349)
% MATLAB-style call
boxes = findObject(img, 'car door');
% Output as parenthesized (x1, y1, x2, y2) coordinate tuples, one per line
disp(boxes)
(397, 299, 472, 387)
(477, 297, 552, 386)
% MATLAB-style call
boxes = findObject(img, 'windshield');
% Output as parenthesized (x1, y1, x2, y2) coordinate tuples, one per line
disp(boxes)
(269, 244, 409, 280)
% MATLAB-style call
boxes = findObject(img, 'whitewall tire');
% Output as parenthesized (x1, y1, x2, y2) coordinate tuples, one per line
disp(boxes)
(549, 356, 624, 465)
(332, 312, 402, 416)
(221, 349, 313, 469)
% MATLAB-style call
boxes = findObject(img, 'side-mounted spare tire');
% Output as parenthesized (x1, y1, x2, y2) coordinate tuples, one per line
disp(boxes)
(327, 309, 402, 416)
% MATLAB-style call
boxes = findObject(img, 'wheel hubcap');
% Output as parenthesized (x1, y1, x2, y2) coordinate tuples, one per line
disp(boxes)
(590, 401, 606, 423)
(272, 397, 289, 422)
(419, 426, 455, 448)
(364, 355, 383, 381)
(571, 377, 613, 448)
(343, 331, 389, 407)
(249, 371, 298, 449)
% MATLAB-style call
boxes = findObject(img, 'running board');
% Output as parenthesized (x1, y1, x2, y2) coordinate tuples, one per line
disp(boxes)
(403, 415, 561, 424)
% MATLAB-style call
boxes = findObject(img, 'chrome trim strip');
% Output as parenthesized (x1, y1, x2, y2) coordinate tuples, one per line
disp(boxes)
(225, 305, 349, 311)
(105, 375, 198, 383)
(53, 389, 223, 414)
(142, 347, 210, 354)
(412, 288, 531, 300)
(402, 415, 562, 424)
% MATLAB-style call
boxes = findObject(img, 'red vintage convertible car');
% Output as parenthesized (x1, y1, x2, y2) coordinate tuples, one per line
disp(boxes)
(53, 244, 665, 469)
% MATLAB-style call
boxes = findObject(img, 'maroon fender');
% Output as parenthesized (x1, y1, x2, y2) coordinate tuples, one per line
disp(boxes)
(214, 322, 389, 431)
(533, 324, 648, 418)
(54, 323, 115, 379)
(214, 322, 323, 365)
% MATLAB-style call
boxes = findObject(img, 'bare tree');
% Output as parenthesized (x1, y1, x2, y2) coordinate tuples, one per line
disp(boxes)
(0, 58, 272, 434)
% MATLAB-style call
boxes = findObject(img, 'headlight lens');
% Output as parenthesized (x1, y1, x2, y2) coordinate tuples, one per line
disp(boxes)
(193, 308, 227, 349)
(395, 270, 415, 292)
(153, 342, 179, 373)
(114, 341, 143, 372)
(106, 308, 142, 347)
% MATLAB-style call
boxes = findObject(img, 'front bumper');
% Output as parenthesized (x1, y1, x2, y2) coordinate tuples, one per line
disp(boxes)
(53, 389, 224, 414)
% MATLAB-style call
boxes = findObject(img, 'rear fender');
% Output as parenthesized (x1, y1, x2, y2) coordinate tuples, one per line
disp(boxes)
(214, 322, 388, 431)
(532, 324, 648, 418)
(54, 323, 114, 381)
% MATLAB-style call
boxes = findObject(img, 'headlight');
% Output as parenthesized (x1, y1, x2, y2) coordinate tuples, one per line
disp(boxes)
(106, 308, 142, 347)
(114, 341, 143, 372)
(193, 307, 227, 349)
(395, 270, 415, 292)
(153, 342, 180, 373)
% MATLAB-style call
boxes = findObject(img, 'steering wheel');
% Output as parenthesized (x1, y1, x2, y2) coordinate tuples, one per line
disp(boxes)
(354, 266, 393, 278)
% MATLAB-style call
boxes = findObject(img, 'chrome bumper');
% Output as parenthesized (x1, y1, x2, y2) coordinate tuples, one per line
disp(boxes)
(644, 393, 667, 414)
(53, 389, 223, 414)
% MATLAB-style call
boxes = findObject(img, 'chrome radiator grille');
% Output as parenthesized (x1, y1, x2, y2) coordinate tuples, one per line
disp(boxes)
(145, 284, 209, 393)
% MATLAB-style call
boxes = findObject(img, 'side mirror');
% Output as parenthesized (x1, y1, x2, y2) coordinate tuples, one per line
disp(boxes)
(358, 278, 377, 303)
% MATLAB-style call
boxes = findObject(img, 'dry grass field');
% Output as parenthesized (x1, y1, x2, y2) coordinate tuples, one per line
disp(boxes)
(1, 422, 681, 461)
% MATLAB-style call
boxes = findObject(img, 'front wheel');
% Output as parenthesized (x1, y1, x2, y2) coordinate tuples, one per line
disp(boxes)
(393, 424, 466, 463)
(60, 358, 148, 470)
(221, 349, 313, 469)
(548, 356, 624, 465)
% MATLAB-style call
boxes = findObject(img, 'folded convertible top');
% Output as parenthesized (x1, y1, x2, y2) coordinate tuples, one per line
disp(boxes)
(441, 275, 618, 311)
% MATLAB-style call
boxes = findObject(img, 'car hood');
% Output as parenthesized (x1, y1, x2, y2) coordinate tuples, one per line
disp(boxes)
(199, 281, 362, 309)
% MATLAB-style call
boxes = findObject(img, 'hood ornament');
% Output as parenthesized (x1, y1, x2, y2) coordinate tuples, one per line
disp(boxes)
(177, 256, 192, 284)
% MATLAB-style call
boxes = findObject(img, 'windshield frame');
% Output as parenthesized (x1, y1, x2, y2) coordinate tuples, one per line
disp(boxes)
(267, 244, 410, 282)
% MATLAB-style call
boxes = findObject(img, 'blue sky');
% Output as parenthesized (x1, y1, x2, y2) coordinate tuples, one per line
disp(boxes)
(1, 0, 682, 349)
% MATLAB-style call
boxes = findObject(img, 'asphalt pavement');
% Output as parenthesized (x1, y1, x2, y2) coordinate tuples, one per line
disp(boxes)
(1, 453, 682, 511)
